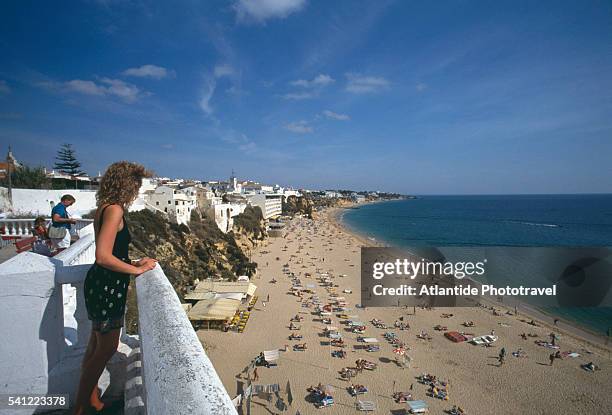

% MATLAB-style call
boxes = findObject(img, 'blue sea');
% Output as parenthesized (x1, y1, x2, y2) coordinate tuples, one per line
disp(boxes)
(342, 194, 612, 335)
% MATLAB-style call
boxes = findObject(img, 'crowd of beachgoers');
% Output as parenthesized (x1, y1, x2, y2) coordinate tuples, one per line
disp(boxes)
(200, 208, 612, 414)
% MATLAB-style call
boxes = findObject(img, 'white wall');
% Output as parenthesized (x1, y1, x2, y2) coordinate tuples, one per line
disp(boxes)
(0, 187, 97, 217)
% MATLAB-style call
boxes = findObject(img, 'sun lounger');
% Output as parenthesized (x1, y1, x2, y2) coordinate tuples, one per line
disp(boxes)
(316, 395, 334, 408)
(356, 400, 376, 411)
(470, 335, 498, 345)
(407, 400, 429, 413)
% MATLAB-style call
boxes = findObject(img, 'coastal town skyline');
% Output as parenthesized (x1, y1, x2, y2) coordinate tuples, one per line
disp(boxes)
(2, 1, 612, 194)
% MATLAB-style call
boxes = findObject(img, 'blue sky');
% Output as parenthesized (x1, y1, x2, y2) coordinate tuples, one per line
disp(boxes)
(1, 0, 611, 194)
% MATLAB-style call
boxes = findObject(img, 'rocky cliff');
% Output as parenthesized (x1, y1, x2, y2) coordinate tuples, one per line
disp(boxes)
(282, 195, 314, 217)
(232, 205, 267, 253)
(124, 209, 264, 333)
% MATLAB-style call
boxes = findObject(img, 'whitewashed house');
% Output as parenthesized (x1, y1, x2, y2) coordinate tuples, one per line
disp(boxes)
(207, 203, 248, 233)
(129, 177, 159, 212)
(145, 186, 196, 225)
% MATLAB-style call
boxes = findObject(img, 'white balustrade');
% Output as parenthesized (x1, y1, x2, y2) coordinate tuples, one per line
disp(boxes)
(0, 228, 236, 414)
(0, 218, 94, 238)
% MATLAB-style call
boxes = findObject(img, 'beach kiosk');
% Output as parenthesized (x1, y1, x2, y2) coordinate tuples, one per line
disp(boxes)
(188, 298, 241, 330)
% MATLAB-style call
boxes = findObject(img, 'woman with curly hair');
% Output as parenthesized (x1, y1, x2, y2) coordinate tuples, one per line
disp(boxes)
(73, 161, 157, 415)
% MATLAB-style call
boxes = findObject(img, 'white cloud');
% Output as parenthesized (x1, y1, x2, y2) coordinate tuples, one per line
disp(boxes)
(291, 74, 334, 88)
(234, 0, 306, 23)
(65, 80, 105, 96)
(283, 73, 334, 100)
(322, 110, 350, 121)
(199, 64, 237, 116)
(199, 79, 217, 115)
(214, 64, 234, 78)
(50, 78, 143, 102)
(0, 80, 11, 94)
(285, 120, 313, 134)
(345, 73, 389, 93)
(239, 141, 257, 153)
(99, 78, 142, 102)
(161, 143, 174, 149)
(282, 91, 315, 100)
(416, 82, 427, 92)
(123, 64, 173, 79)
(220, 131, 257, 153)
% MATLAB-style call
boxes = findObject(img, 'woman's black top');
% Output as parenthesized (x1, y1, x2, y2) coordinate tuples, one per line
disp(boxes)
(84, 204, 132, 329)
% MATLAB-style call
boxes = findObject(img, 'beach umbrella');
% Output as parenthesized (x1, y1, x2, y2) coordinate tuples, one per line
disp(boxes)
(286, 380, 293, 406)
(393, 347, 406, 355)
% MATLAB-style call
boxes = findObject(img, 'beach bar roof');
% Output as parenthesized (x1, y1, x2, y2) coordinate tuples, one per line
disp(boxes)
(186, 281, 257, 301)
(188, 298, 241, 321)
(184, 291, 217, 301)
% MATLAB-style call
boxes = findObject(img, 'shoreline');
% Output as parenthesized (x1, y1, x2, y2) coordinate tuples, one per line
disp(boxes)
(328, 204, 612, 357)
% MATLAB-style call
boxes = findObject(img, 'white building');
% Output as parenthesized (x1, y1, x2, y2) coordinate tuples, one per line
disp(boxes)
(145, 186, 196, 225)
(325, 191, 342, 198)
(129, 178, 159, 212)
(283, 189, 301, 198)
(246, 193, 283, 219)
(351, 194, 366, 203)
(188, 186, 222, 211)
(206, 202, 247, 233)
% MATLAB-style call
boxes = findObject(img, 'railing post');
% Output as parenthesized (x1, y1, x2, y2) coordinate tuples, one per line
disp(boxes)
(54, 230, 96, 350)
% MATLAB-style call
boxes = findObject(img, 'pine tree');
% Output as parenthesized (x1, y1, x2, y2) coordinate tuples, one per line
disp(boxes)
(54, 143, 84, 176)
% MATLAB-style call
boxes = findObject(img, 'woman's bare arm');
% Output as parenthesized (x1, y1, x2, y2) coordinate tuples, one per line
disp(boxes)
(95, 205, 155, 275)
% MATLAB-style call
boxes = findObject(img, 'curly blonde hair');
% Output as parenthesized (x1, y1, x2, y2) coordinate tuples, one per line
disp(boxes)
(96, 161, 153, 207)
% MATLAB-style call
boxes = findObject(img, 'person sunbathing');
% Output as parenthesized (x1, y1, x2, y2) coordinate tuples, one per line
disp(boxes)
(583, 362, 600, 371)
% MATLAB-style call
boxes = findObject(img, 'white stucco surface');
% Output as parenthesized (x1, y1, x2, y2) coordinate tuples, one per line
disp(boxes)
(1, 187, 98, 217)
(136, 266, 237, 414)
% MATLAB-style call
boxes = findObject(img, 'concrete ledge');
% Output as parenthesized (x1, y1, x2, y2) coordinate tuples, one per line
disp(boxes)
(136, 266, 237, 415)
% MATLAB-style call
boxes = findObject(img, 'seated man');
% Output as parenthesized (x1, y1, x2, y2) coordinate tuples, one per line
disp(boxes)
(32, 216, 53, 256)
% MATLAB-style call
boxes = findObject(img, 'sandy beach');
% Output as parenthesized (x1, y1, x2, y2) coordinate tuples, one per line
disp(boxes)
(201, 207, 612, 414)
